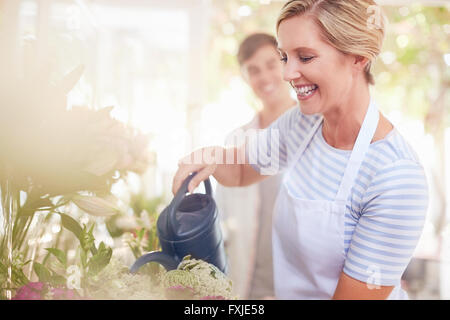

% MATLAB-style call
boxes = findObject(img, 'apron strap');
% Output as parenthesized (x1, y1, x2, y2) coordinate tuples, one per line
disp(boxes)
(284, 114, 323, 183)
(335, 99, 379, 202)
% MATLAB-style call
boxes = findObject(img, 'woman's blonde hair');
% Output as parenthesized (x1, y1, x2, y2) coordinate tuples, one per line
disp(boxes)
(276, 0, 386, 85)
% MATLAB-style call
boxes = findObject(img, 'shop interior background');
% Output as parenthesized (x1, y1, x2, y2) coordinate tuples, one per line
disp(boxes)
(0, 0, 449, 299)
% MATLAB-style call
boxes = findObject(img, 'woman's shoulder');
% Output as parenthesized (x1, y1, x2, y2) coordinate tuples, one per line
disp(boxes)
(363, 128, 427, 191)
(358, 129, 429, 213)
(370, 128, 422, 165)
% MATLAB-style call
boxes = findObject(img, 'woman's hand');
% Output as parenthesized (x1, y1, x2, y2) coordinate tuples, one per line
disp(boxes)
(172, 146, 221, 195)
(172, 145, 267, 195)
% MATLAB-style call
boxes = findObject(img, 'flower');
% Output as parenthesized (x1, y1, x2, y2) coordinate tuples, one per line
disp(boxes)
(0, 63, 151, 197)
(165, 285, 196, 300)
(161, 256, 235, 300)
(12, 282, 83, 300)
(200, 296, 227, 300)
(177, 256, 234, 299)
(162, 270, 200, 290)
(50, 287, 80, 300)
(83, 257, 164, 300)
(12, 282, 47, 300)
(71, 194, 121, 217)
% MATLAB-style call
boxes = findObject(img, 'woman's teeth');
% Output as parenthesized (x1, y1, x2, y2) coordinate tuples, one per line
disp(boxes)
(297, 85, 318, 97)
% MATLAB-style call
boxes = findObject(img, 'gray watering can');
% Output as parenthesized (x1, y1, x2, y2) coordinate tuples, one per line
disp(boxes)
(129, 173, 228, 274)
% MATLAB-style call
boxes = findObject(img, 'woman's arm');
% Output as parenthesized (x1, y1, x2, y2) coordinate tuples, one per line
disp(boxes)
(332, 272, 394, 300)
(172, 145, 267, 195)
(334, 159, 428, 300)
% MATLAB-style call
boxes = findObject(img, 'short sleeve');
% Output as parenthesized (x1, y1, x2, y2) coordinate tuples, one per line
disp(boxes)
(343, 159, 429, 287)
(245, 107, 301, 176)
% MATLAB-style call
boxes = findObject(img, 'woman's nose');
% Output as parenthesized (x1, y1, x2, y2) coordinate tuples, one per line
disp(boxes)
(283, 61, 302, 82)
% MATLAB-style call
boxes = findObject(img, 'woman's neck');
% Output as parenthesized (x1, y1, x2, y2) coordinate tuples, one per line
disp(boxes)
(259, 93, 296, 129)
(321, 83, 372, 150)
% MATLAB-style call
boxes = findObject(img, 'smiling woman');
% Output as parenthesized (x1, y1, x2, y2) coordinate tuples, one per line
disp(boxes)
(172, 0, 429, 301)
(265, 0, 428, 300)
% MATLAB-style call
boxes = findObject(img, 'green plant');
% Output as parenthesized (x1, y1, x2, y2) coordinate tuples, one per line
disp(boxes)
(35, 213, 113, 297)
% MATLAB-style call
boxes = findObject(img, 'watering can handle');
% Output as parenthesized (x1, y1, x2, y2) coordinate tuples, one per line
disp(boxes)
(166, 172, 212, 238)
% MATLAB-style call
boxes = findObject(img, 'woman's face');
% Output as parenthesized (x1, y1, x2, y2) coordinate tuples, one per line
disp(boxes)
(241, 44, 288, 105)
(277, 15, 359, 115)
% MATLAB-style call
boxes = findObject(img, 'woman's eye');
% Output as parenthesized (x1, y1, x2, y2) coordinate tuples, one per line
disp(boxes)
(300, 56, 314, 63)
(280, 55, 287, 63)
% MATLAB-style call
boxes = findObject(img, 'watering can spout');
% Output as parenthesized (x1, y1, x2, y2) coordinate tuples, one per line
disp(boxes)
(129, 251, 179, 274)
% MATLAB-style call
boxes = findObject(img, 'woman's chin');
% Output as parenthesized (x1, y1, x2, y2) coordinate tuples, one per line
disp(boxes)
(298, 102, 321, 115)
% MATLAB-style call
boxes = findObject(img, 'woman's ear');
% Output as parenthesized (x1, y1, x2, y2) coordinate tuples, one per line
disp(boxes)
(353, 56, 370, 72)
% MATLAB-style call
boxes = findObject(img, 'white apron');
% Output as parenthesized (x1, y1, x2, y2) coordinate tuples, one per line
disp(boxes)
(272, 99, 408, 300)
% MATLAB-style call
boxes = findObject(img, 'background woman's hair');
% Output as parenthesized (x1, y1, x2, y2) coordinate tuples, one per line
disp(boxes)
(237, 33, 278, 66)
(276, 0, 386, 85)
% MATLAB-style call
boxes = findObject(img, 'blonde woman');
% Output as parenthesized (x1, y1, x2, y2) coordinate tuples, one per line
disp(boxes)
(173, 0, 428, 300)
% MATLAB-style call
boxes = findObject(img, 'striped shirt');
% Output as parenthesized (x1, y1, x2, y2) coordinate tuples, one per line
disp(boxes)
(247, 107, 429, 286)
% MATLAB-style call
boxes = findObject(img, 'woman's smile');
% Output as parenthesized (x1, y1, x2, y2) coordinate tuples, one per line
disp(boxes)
(293, 84, 319, 100)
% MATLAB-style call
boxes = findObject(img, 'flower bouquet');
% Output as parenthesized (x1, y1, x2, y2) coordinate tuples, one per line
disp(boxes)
(0, 60, 151, 299)
(13, 246, 236, 300)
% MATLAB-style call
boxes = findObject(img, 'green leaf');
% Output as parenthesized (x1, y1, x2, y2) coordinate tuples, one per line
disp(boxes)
(19, 196, 53, 217)
(137, 228, 145, 240)
(13, 265, 30, 286)
(87, 242, 112, 277)
(0, 261, 29, 287)
(51, 274, 67, 286)
(45, 248, 67, 266)
(58, 213, 83, 240)
(105, 214, 125, 238)
(33, 262, 52, 283)
(80, 224, 96, 254)
(80, 248, 88, 269)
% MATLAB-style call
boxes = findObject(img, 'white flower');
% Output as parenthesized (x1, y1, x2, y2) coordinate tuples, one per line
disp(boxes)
(72, 194, 121, 217)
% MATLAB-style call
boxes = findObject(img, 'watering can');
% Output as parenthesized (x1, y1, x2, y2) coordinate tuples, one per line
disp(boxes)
(129, 173, 228, 274)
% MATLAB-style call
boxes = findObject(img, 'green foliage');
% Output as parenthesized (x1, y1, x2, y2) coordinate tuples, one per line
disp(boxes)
(87, 242, 112, 277)
(372, 6, 449, 126)
(33, 262, 52, 283)
(58, 212, 83, 242)
(38, 220, 112, 293)
(80, 224, 96, 254)
(0, 251, 30, 298)
(45, 248, 67, 267)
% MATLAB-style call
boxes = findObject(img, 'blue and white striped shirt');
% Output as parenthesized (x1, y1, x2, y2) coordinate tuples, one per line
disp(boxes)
(247, 107, 429, 286)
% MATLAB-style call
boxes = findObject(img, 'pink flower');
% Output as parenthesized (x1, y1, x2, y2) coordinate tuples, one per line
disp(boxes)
(12, 282, 47, 300)
(200, 296, 227, 300)
(165, 285, 195, 300)
(13, 282, 81, 300)
(51, 287, 79, 300)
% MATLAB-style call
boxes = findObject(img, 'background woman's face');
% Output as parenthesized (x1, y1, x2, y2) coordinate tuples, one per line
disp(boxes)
(242, 44, 287, 105)
(277, 15, 356, 115)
